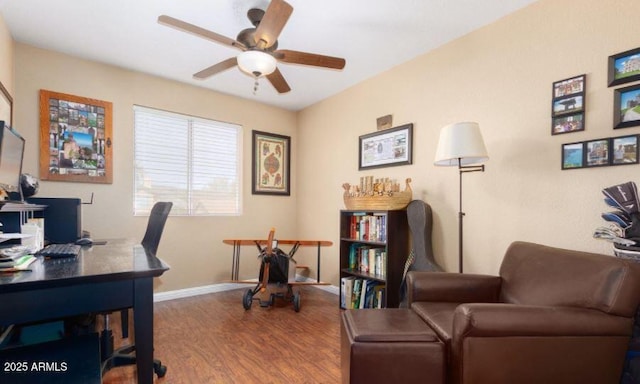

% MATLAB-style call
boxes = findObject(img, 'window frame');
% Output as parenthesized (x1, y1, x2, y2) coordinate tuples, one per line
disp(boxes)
(133, 105, 242, 217)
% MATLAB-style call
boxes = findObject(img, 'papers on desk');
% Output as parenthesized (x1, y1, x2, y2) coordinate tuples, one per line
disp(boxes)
(0, 254, 36, 272)
(0, 232, 32, 241)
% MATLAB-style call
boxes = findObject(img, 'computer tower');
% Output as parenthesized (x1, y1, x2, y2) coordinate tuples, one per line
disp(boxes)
(27, 197, 82, 244)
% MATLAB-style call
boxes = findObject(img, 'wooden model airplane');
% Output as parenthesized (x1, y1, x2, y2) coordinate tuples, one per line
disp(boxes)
(223, 229, 332, 312)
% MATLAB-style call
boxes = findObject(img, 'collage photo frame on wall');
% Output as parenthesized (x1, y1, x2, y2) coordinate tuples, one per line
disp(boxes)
(562, 134, 639, 170)
(551, 74, 585, 135)
(559, 46, 640, 169)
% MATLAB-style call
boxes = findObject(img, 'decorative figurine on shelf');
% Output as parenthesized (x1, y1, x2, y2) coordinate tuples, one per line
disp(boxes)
(342, 177, 412, 210)
(20, 173, 39, 198)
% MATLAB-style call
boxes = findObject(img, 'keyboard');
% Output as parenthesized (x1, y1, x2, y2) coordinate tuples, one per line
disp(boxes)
(36, 243, 81, 258)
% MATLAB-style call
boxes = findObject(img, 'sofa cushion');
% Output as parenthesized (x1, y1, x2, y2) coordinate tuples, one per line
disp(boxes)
(411, 301, 459, 346)
(499, 241, 640, 317)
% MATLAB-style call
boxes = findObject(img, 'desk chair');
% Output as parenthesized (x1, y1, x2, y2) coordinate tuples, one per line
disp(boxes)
(100, 201, 173, 378)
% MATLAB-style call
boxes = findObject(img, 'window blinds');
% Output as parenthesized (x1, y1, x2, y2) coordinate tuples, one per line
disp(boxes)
(133, 106, 242, 216)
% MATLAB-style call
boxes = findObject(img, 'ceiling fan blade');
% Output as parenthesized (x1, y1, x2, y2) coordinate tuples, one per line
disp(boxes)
(193, 57, 238, 79)
(158, 15, 246, 50)
(275, 50, 346, 70)
(254, 0, 293, 49)
(266, 68, 291, 93)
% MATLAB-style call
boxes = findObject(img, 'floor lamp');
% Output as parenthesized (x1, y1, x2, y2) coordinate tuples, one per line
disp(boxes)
(434, 122, 489, 273)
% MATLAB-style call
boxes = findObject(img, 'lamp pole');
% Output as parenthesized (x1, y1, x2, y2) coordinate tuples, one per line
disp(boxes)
(457, 158, 485, 273)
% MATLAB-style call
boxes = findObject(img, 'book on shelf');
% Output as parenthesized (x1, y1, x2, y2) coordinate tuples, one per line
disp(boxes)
(358, 279, 368, 309)
(341, 277, 387, 309)
(373, 284, 386, 308)
(340, 276, 356, 309)
(347, 213, 388, 243)
(358, 246, 370, 273)
(368, 248, 377, 275)
(352, 279, 363, 309)
(377, 250, 387, 278)
(348, 243, 358, 270)
(349, 212, 367, 239)
(347, 244, 386, 277)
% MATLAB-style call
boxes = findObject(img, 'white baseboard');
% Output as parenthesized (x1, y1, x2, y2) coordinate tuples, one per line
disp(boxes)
(153, 283, 245, 302)
(154, 276, 339, 302)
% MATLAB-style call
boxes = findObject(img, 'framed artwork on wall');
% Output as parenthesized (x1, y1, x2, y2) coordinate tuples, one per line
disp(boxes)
(252, 130, 290, 196)
(614, 84, 640, 129)
(561, 134, 640, 170)
(552, 113, 584, 135)
(611, 135, 639, 165)
(552, 95, 584, 117)
(0, 81, 12, 127)
(553, 74, 585, 98)
(358, 123, 413, 170)
(585, 138, 610, 167)
(39, 90, 112, 184)
(562, 142, 585, 170)
(551, 75, 585, 135)
(608, 47, 640, 87)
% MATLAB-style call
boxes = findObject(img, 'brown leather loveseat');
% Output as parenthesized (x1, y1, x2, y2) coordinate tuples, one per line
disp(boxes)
(407, 241, 640, 384)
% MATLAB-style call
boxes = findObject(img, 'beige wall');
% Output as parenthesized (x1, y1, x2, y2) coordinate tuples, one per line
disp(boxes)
(14, 44, 298, 292)
(297, 0, 640, 284)
(0, 15, 13, 111)
(5, 0, 640, 293)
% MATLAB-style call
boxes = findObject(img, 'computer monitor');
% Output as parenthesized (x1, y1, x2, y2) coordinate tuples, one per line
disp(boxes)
(0, 121, 25, 202)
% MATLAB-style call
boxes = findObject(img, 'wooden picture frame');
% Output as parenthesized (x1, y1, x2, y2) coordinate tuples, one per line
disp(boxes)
(0, 81, 13, 127)
(39, 90, 112, 183)
(359, 123, 413, 170)
(252, 130, 290, 196)
(561, 142, 584, 170)
(585, 138, 610, 167)
(608, 47, 640, 87)
(614, 84, 640, 129)
(611, 135, 639, 166)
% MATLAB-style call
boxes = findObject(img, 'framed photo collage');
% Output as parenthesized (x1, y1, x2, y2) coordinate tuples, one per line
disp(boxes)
(558, 46, 640, 170)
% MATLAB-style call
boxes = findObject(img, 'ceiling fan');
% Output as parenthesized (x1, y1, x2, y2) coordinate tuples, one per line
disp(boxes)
(158, 0, 346, 94)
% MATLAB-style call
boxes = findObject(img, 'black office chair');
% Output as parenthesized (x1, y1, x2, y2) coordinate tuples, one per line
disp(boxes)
(100, 201, 172, 378)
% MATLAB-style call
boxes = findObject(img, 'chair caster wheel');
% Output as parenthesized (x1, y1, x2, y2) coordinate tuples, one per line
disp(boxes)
(155, 362, 167, 378)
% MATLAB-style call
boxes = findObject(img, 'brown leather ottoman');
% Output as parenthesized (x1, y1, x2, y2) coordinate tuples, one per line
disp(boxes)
(341, 308, 445, 384)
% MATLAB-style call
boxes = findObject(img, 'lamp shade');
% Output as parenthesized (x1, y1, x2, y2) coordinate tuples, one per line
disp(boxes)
(237, 50, 277, 77)
(434, 122, 489, 166)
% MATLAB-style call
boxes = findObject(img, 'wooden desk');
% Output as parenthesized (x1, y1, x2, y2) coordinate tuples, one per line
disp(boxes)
(0, 240, 169, 384)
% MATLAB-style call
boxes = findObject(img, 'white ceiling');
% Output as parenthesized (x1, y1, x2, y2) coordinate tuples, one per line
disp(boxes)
(0, 0, 537, 111)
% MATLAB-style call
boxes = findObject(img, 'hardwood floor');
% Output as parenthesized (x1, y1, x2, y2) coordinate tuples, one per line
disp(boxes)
(102, 286, 342, 383)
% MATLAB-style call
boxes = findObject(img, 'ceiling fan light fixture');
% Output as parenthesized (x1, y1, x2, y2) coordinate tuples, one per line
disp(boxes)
(237, 50, 277, 77)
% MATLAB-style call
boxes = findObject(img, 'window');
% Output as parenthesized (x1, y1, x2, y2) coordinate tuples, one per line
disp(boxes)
(133, 106, 242, 216)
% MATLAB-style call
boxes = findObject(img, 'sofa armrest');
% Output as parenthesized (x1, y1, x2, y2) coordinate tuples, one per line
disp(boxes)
(407, 271, 501, 305)
(453, 303, 633, 339)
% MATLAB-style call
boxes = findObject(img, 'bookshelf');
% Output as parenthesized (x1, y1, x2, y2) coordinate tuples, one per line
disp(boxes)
(339, 209, 409, 309)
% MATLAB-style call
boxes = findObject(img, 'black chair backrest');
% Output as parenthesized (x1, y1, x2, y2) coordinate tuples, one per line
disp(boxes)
(141, 202, 173, 256)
